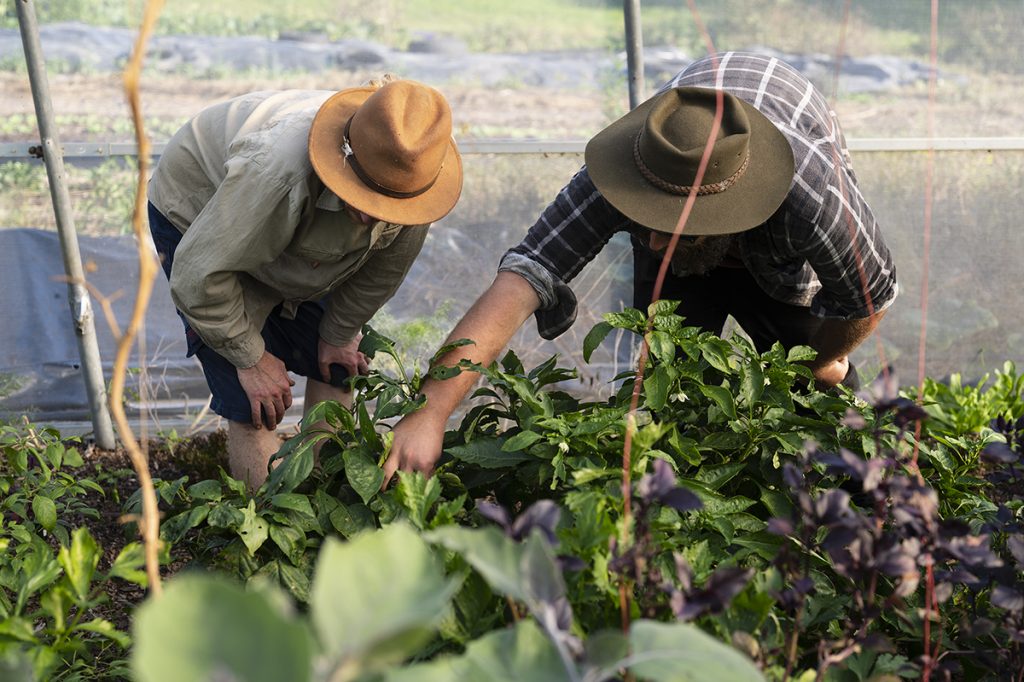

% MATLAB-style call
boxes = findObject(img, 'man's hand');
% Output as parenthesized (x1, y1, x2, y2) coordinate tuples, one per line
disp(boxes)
(811, 356, 850, 388)
(237, 351, 295, 430)
(318, 335, 370, 384)
(382, 408, 447, 488)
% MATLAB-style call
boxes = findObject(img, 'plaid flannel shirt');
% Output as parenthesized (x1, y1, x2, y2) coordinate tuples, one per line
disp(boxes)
(500, 51, 898, 339)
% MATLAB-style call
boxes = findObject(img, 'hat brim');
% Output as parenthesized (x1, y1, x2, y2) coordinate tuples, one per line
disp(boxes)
(308, 86, 463, 225)
(585, 88, 794, 235)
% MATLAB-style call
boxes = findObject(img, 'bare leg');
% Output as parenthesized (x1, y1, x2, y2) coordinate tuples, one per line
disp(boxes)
(303, 378, 353, 415)
(227, 420, 282, 490)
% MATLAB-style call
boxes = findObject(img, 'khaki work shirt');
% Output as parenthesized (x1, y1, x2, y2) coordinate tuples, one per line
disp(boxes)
(148, 90, 429, 369)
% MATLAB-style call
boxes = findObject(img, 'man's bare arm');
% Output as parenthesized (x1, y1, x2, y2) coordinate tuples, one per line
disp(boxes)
(807, 309, 887, 387)
(382, 271, 542, 483)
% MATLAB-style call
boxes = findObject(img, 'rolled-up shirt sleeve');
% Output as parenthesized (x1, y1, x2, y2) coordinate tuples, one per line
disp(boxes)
(499, 167, 629, 339)
(319, 224, 430, 346)
(169, 156, 299, 368)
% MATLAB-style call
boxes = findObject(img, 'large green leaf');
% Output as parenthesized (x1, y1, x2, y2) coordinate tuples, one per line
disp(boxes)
(396, 471, 442, 530)
(385, 619, 569, 682)
(447, 437, 533, 469)
(132, 574, 312, 682)
(426, 526, 526, 601)
(583, 321, 614, 363)
(311, 525, 460, 675)
(698, 385, 738, 420)
(57, 527, 100, 602)
(626, 620, 764, 681)
(238, 500, 270, 555)
(31, 495, 57, 532)
(344, 447, 385, 505)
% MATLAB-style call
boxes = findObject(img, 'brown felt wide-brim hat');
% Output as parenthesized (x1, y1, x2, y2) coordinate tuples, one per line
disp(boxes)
(308, 82, 462, 225)
(585, 86, 794, 235)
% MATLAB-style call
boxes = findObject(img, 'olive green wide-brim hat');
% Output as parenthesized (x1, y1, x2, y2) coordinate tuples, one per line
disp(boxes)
(585, 86, 795, 235)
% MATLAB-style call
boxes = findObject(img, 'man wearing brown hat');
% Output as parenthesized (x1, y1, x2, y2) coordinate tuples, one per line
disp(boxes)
(382, 51, 897, 483)
(148, 77, 462, 488)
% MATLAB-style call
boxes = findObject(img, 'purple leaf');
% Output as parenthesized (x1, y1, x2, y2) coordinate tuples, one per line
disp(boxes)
(511, 500, 561, 544)
(1008, 535, 1024, 569)
(661, 487, 703, 514)
(475, 499, 511, 531)
(637, 459, 678, 503)
(992, 585, 1024, 613)
(982, 441, 1019, 464)
(766, 517, 795, 537)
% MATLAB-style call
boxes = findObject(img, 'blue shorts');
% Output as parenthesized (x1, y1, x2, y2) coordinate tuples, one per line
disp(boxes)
(149, 202, 349, 423)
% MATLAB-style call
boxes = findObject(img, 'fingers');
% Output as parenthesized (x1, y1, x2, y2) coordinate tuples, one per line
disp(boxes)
(319, 359, 331, 383)
(250, 399, 263, 430)
(381, 453, 399, 490)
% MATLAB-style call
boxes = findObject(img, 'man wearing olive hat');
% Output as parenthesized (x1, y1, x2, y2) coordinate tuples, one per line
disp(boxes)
(382, 51, 897, 483)
(148, 76, 462, 487)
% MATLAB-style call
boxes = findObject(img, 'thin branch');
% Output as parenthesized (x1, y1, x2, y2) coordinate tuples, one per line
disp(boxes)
(110, 0, 166, 597)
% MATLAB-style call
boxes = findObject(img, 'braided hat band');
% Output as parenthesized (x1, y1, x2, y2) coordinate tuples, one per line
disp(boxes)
(632, 132, 750, 196)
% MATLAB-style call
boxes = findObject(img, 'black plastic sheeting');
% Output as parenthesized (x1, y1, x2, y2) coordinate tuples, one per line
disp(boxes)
(0, 228, 210, 423)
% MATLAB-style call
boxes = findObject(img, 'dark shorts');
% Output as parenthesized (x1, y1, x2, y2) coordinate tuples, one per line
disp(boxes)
(632, 240, 861, 391)
(149, 202, 349, 423)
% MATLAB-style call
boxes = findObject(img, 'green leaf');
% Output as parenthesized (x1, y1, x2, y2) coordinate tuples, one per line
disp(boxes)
(447, 437, 532, 469)
(107, 542, 149, 588)
(358, 400, 383, 452)
(740, 360, 765, 407)
(732, 532, 785, 561)
(238, 500, 270, 556)
(186, 479, 222, 502)
(31, 495, 57, 532)
(627, 620, 764, 681)
(311, 525, 460, 671)
(161, 505, 210, 544)
(699, 385, 738, 420)
(385, 619, 568, 682)
(261, 439, 316, 497)
(58, 527, 100, 602)
(396, 471, 442, 530)
(583, 321, 614, 363)
(644, 365, 672, 411)
(427, 526, 526, 600)
(132, 574, 313, 682)
(43, 442, 64, 469)
(344, 447, 385, 505)
(271, 494, 316, 519)
(604, 308, 646, 330)
(502, 430, 544, 452)
(269, 524, 306, 566)
(646, 330, 676, 364)
(208, 503, 246, 529)
(786, 345, 818, 362)
(700, 339, 734, 373)
(700, 430, 749, 451)
(693, 461, 747, 491)
(75, 617, 131, 648)
(329, 503, 377, 538)
(62, 447, 84, 468)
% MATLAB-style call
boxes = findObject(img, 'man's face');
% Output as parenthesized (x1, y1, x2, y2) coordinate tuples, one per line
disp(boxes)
(646, 230, 734, 276)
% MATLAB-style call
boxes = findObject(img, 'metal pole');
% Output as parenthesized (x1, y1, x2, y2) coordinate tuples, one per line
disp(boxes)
(16, 0, 116, 449)
(623, 0, 646, 110)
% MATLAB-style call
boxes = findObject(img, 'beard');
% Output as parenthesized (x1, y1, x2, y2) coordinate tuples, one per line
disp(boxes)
(666, 234, 736, 276)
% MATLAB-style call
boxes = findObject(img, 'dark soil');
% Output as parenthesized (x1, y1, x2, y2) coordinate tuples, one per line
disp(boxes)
(62, 430, 230, 632)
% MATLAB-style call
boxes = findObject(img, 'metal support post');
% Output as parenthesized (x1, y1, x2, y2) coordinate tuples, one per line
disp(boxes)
(16, 0, 117, 449)
(623, 0, 646, 110)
